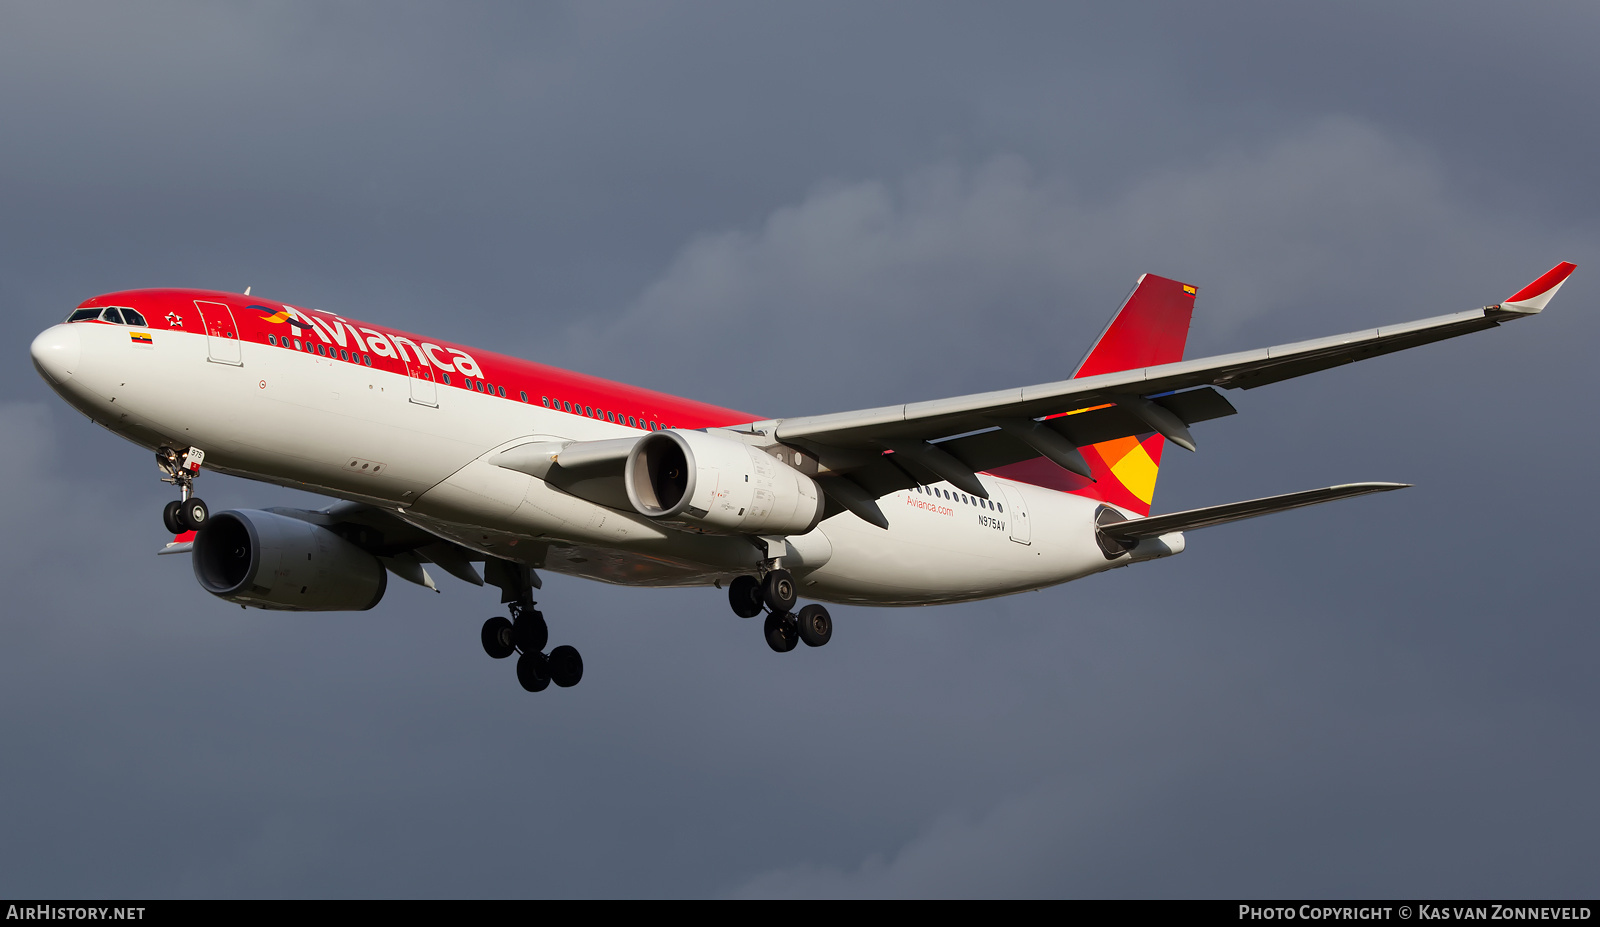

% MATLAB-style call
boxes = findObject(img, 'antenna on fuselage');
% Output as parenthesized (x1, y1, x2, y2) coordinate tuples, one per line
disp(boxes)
(244, 286, 252, 295)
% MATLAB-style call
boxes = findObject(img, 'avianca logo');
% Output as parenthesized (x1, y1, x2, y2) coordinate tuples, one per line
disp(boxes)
(250, 304, 313, 329)
(276, 304, 484, 378)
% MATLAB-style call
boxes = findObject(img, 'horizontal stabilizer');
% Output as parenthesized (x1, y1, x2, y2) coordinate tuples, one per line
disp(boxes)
(1099, 482, 1409, 541)
(157, 530, 196, 555)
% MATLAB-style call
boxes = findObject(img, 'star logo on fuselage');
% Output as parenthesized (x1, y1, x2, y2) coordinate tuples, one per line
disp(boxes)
(166, 312, 183, 328)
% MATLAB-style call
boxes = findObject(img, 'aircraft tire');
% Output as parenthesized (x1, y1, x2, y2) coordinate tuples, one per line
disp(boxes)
(764, 611, 799, 653)
(797, 604, 832, 648)
(728, 575, 764, 618)
(549, 645, 584, 688)
(516, 651, 551, 692)
(514, 609, 549, 654)
(180, 497, 209, 532)
(481, 616, 516, 659)
(761, 569, 798, 614)
(162, 500, 185, 535)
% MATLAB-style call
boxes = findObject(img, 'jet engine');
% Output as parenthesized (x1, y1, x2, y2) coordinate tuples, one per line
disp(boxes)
(625, 430, 825, 536)
(192, 509, 387, 610)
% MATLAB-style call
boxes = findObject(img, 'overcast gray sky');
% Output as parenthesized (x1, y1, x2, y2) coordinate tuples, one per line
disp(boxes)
(2, 2, 1596, 898)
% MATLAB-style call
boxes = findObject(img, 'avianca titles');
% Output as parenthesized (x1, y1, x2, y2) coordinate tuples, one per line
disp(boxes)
(29, 262, 1577, 692)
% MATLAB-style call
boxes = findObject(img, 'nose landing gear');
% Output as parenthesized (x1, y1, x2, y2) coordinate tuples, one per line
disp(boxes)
(157, 446, 209, 532)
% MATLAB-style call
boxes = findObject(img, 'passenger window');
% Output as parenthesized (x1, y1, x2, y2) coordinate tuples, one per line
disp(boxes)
(997, 504, 1004, 513)
(100, 308, 126, 324)
(649, 421, 657, 430)
(498, 386, 506, 397)
(339, 349, 349, 361)
(268, 335, 278, 346)
(122, 308, 148, 326)
(563, 402, 572, 413)
(294, 339, 303, 350)
(316, 344, 326, 356)
(65, 308, 101, 323)
(628, 416, 637, 427)
(521, 391, 529, 402)
(585, 406, 593, 417)
(362, 354, 372, 366)
(541, 397, 549, 407)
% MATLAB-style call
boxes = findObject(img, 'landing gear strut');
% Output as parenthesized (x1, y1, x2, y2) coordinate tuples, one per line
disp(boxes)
(481, 561, 583, 693)
(157, 446, 209, 532)
(727, 568, 832, 654)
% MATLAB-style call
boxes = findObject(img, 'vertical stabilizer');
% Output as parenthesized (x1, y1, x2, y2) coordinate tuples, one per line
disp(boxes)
(993, 274, 1197, 516)
(1072, 274, 1197, 377)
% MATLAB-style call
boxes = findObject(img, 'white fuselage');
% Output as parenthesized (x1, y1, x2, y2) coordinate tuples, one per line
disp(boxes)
(32, 321, 1183, 606)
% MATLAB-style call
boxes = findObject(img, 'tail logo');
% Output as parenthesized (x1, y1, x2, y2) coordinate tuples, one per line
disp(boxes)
(1090, 435, 1162, 506)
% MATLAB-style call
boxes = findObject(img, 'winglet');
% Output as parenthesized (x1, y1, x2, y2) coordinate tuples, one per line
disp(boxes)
(1501, 262, 1576, 314)
(158, 530, 196, 555)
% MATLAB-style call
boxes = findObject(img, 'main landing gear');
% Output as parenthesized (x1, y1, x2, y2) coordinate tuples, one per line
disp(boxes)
(728, 569, 833, 653)
(480, 561, 583, 693)
(157, 446, 209, 534)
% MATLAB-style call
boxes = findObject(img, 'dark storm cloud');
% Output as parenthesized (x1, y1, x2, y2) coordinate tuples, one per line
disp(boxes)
(1, 2, 1596, 898)
(570, 118, 1592, 414)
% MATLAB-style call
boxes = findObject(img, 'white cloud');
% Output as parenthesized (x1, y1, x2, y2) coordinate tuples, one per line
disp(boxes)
(572, 117, 1576, 416)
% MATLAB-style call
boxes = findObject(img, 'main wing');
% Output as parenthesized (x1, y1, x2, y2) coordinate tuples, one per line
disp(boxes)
(730, 263, 1574, 525)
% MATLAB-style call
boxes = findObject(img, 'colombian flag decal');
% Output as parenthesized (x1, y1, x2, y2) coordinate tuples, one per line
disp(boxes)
(1182, 285, 1197, 297)
(130, 331, 153, 345)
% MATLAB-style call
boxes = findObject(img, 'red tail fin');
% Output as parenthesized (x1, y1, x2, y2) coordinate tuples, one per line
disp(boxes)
(1073, 274, 1196, 377)
(992, 274, 1197, 516)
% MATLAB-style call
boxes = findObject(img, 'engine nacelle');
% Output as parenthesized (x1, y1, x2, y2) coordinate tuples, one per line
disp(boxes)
(193, 510, 387, 611)
(625, 430, 825, 536)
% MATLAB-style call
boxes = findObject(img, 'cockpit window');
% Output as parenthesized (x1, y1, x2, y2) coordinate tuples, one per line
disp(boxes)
(65, 306, 148, 325)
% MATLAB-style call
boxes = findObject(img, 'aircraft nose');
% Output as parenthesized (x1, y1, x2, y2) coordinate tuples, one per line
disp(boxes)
(31, 324, 80, 384)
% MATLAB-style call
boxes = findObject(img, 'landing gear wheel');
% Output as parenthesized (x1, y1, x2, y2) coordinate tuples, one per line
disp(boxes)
(549, 645, 584, 688)
(761, 569, 798, 614)
(728, 575, 764, 618)
(797, 604, 833, 648)
(481, 616, 516, 659)
(516, 651, 551, 692)
(764, 611, 799, 653)
(162, 500, 185, 535)
(179, 497, 209, 531)
(514, 609, 549, 654)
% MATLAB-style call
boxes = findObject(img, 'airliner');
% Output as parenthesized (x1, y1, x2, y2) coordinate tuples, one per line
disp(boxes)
(29, 262, 1575, 692)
